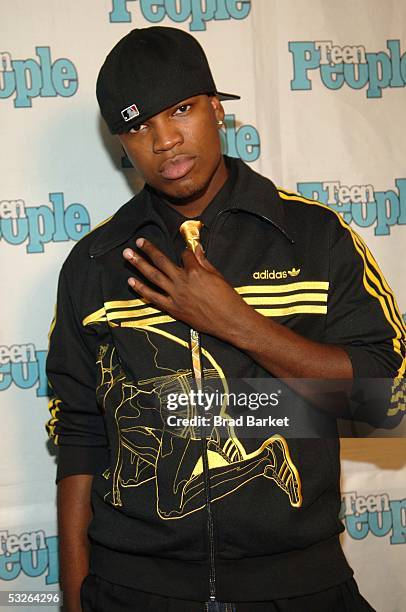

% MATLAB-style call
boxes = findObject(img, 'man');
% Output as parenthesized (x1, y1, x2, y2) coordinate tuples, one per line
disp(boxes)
(46, 27, 405, 611)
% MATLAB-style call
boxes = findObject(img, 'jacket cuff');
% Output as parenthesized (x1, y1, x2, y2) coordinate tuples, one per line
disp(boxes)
(341, 347, 400, 427)
(56, 445, 109, 484)
(341, 345, 383, 378)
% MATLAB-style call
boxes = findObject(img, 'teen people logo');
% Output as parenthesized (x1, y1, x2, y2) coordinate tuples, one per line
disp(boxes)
(0, 193, 91, 253)
(0, 529, 58, 584)
(341, 492, 406, 545)
(0, 344, 48, 397)
(0, 48, 78, 108)
(289, 39, 405, 98)
(220, 114, 260, 162)
(109, 0, 251, 31)
(122, 113, 261, 167)
(297, 179, 406, 236)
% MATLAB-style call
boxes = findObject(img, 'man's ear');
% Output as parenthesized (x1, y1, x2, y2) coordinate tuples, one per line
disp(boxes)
(209, 96, 225, 124)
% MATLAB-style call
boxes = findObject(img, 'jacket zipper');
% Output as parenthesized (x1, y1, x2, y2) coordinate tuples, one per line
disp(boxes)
(145, 223, 218, 600)
(193, 212, 231, 604)
(199, 206, 290, 605)
(160, 220, 216, 601)
(197, 210, 238, 604)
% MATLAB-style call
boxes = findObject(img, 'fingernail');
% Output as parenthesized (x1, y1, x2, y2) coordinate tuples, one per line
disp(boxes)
(136, 238, 144, 247)
(123, 248, 134, 259)
(128, 277, 136, 287)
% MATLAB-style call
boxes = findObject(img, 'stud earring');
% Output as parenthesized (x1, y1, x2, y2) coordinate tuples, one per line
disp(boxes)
(217, 119, 223, 127)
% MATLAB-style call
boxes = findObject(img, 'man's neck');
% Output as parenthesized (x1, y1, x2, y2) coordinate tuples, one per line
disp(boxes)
(161, 155, 228, 218)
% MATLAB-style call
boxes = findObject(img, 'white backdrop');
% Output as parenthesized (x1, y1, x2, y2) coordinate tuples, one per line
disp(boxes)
(0, 1, 405, 610)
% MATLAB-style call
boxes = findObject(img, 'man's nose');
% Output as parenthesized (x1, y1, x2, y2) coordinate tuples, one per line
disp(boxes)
(152, 120, 183, 153)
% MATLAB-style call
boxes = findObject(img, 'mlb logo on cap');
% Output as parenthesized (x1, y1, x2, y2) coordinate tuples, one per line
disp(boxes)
(121, 103, 140, 122)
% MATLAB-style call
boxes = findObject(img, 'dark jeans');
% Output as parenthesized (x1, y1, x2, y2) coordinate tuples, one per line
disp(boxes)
(80, 574, 376, 611)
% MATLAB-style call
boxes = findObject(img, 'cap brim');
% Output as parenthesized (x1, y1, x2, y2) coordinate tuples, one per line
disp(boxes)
(118, 90, 241, 134)
(217, 91, 241, 101)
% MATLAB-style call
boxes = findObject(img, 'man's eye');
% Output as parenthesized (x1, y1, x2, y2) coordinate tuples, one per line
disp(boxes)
(174, 104, 191, 115)
(129, 124, 147, 134)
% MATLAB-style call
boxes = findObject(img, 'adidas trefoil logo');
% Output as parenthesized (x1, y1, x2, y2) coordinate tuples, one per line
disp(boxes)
(253, 267, 301, 280)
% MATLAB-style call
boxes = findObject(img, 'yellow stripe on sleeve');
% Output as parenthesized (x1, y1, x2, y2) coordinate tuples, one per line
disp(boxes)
(278, 189, 406, 378)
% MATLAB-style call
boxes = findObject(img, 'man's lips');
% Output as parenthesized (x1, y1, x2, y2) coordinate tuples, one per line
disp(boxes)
(159, 155, 196, 180)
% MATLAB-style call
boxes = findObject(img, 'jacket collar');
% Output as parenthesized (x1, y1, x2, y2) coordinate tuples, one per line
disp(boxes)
(226, 157, 293, 242)
(88, 156, 293, 258)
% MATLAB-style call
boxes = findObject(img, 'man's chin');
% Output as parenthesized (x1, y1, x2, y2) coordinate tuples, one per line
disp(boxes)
(158, 177, 207, 203)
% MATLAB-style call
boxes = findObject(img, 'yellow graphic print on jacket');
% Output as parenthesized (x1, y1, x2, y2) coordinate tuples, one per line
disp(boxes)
(96, 338, 302, 520)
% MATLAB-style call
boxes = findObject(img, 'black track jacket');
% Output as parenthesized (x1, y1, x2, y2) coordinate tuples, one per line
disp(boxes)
(46, 157, 405, 601)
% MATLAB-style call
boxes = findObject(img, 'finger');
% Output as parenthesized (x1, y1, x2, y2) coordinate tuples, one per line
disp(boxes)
(128, 276, 173, 311)
(123, 248, 173, 293)
(194, 244, 223, 276)
(181, 247, 200, 269)
(135, 237, 181, 279)
(194, 244, 216, 271)
(194, 243, 205, 266)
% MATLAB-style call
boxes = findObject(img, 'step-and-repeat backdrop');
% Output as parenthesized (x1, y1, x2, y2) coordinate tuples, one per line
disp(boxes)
(1, 1, 405, 610)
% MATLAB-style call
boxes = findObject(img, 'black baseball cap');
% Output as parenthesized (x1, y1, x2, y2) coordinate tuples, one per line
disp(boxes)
(96, 26, 240, 135)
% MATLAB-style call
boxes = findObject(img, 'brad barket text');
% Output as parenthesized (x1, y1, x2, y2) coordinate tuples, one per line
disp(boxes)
(166, 415, 291, 428)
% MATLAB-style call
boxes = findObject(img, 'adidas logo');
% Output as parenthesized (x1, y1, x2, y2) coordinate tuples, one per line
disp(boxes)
(253, 268, 301, 280)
